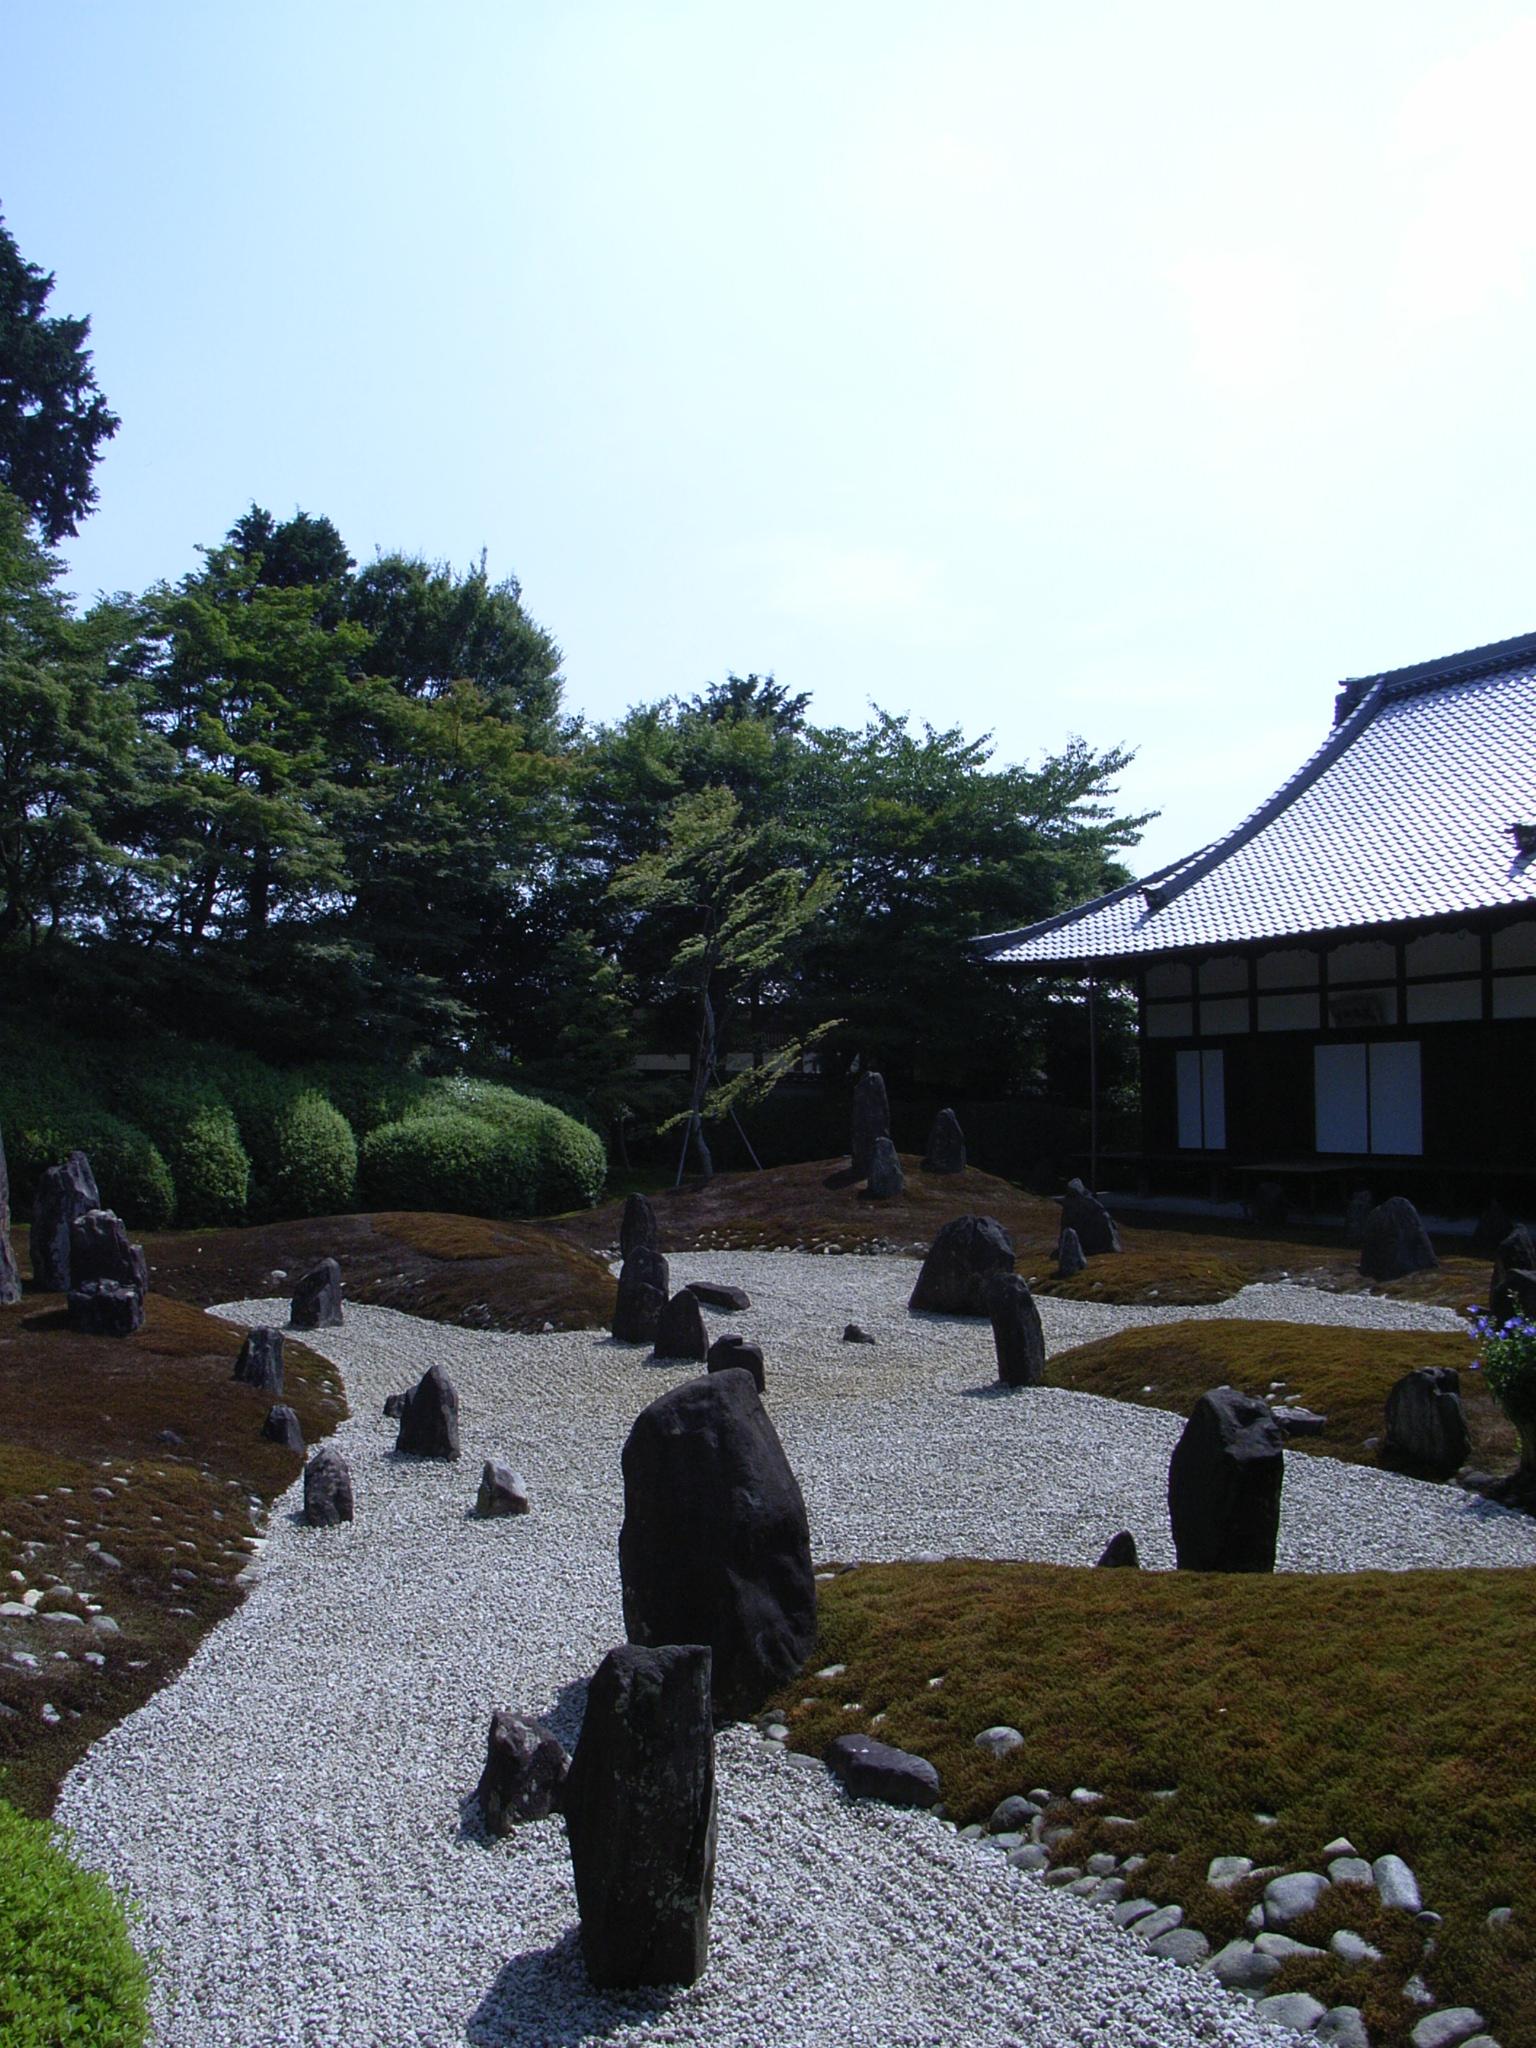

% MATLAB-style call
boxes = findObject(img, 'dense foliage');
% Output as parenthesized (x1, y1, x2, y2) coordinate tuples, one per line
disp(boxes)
(0, 1799, 151, 2047)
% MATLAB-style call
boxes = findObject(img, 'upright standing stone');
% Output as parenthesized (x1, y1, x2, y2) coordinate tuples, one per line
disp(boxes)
(303, 1446, 354, 1525)
(619, 1369, 815, 1721)
(69, 1209, 148, 1302)
(1096, 1530, 1140, 1568)
(1056, 1227, 1087, 1278)
(563, 1643, 717, 1989)
(1358, 1197, 1437, 1282)
(1060, 1178, 1121, 1255)
(612, 1245, 669, 1345)
(290, 1257, 343, 1329)
(261, 1404, 305, 1454)
(66, 1282, 143, 1336)
(0, 1121, 20, 1305)
(652, 1288, 708, 1362)
(394, 1362, 461, 1459)
(986, 1270, 1045, 1386)
(706, 1333, 765, 1392)
(865, 1136, 905, 1200)
(908, 1215, 1015, 1315)
(234, 1327, 285, 1394)
(1383, 1367, 1470, 1477)
(29, 1151, 99, 1293)
(476, 1710, 569, 1833)
(1168, 1387, 1285, 1573)
(475, 1460, 531, 1517)
(1492, 1226, 1536, 1325)
(851, 1071, 891, 1180)
(921, 1109, 966, 1174)
(620, 1193, 659, 1263)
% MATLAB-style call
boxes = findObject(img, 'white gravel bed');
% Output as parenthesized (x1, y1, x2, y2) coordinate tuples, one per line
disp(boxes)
(54, 1253, 1524, 2048)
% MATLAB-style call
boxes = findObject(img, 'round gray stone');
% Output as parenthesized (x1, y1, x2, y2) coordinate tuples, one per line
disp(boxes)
(1256, 1992, 1328, 2031)
(1207, 1939, 1282, 1993)
(1373, 1853, 1423, 1912)
(1315, 2008, 1371, 2048)
(1263, 1870, 1331, 1925)
(1409, 2014, 1486, 2048)
(1148, 1928, 1209, 1966)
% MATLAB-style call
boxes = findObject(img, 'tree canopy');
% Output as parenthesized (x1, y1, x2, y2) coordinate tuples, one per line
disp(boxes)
(0, 211, 119, 542)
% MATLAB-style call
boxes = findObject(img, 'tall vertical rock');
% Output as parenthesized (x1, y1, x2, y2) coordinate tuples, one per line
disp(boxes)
(851, 1071, 891, 1180)
(1167, 1387, 1285, 1572)
(30, 1150, 100, 1293)
(0, 1122, 20, 1305)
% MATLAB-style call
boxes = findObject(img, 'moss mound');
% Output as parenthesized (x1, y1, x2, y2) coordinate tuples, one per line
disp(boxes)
(776, 1558, 1536, 2048)
(1032, 1249, 1249, 1305)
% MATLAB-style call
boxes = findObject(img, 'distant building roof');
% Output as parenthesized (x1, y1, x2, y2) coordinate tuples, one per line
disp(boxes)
(976, 629, 1536, 971)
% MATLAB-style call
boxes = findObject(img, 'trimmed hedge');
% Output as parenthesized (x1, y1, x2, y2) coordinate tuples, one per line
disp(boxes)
(0, 1799, 151, 2047)
(360, 1111, 526, 1218)
(267, 1092, 358, 1218)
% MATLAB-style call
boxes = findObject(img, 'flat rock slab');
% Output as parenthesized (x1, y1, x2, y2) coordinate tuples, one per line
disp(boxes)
(824, 1732, 940, 1808)
(685, 1281, 751, 1312)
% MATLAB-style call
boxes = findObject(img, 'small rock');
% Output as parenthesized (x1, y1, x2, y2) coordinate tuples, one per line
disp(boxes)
(1255, 1993, 1328, 2032)
(1403, 1976, 1435, 2007)
(1135, 1905, 1184, 1942)
(383, 1392, 407, 1418)
(1254, 1932, 1325, 1960)
(260, 1405, 304, 1455)
(824, 1732, 940, 1808)
(974, 1725, 1024, 1757)
(1273, 1404, 1329, 1437)
(1070, 1787, 1102, 1804)
(1314, 2009, 1371, 2048)
(865, 1135, 904, 1200)
(1207, 1940, 1281, 1993)
(986, 1271, 1045, 1385)
(1373, 1853, 1422, 1912)
(302, 1447, 354, 1526)
(1207, 1854, 1254, 1888)
(1055, 1227, 1087, 1278)
(989, 1795, 1040, 1831)
(1007, 1843, 1050, 1871)
(1409, 2014, 1485, 2048)
(1486, 1906, 1513, 1931)
(394, 1363, 461, 1460)
(1095, 1530, 1140, 1568)
(1331, 1929, 1384, 1966)
(1112, 1898, 1157, 1928)
(475, 1709, 568, 1832)
(684, 1281, 750, 1312)
(619, 1194, 659, 1263)
(289, 1258, 343, 1330)
(475, 1461, 530, 1518)
(1086, 1853, 1118, 1876)
(1263, 1871, 1331, 1925)
(706, 1333, 765, 1392)
(921, 1107, 966, 1173)
(1041, 1867, 1082, 1888)
(234, 1327, 284, 1394)
(1148, 1928, 1209, 1966)
(841, 1323, 876, 1344)
(1329, 1856, 1374, 1886)
(1322, 1837, 1359, 1859)
(652, 1289, 709, 1363)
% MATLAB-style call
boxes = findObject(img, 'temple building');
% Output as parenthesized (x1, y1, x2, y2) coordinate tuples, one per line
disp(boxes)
(975, 630, 1536, 1209)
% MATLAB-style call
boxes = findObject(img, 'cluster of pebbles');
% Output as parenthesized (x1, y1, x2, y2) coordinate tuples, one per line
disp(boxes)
(51, 1250, 1530, 2048)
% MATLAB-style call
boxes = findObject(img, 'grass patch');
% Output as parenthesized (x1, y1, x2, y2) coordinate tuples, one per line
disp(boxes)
(0, 1796, 151, 2046)
(1033, 1249, 1251, 1306)
(774, 1559, 1536, 2047)
(1045, 1318, 1516, 1473)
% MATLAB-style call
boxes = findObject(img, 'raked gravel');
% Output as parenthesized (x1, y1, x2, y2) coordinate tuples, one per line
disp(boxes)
(55, 1254, 1531, 2048)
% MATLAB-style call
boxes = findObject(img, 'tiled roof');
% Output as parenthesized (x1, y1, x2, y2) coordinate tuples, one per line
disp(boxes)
(976, 635, 1536, 969)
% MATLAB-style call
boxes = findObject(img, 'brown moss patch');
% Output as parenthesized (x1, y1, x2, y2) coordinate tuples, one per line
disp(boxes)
(142, 1211, 615, 1334)
(773, 1559, 1536, 2048)
(1045, 1318, 1516, 1473)
(0, 1290, 342, 1818)
(1032, 1249, 1251, 1306)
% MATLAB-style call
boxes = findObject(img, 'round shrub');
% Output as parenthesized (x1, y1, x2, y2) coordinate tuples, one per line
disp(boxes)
(268, 1092, 358, 1219)
(73, 1112, 176, 1232)
(535, 1107, 607, 1211)
(165, 1101, 251, 1227)
(360, 1112, 524, 1218)
(0, 1799, 151, 2047)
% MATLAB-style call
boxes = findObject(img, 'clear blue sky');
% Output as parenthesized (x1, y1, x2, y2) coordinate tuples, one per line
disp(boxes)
(9, 0, 1536, 873)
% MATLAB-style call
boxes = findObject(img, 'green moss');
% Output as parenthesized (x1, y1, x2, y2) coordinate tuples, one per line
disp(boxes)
(0, 1798, 151, 2046)
(776, 1560, 1536, 2048)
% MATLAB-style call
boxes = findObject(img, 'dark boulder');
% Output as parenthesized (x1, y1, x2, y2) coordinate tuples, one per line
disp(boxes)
(1358, 1197, 1437, 1282)
(261, 1403, 305, 1454)
(1060, 1179, 1121, 1256)
(1344, 1189, 1375, 1249)
(563, 1642, 716, 1989)
(619, 1369, 815, 1722)
(290, 1258, 343, 1330)
(394, 1363, 461, 1460)
(685, 1280, 751, 1312)
(66, 1279, 143, 1337)
(619, 1193, 659, 1263)
(865, 1136, 905, 1200)
(706, 1333, 764, 1392)
(1492, 1227, 1536, 1324)
(986, 1271, 1045, 1386)
(382, 1392, 407, 1419)
(303, 1446, 354, 1526)
(69, 1208, 147, 1301)
(1473, 1200, 1514, 1257)
(234, 1326, 284, 1394)
(921, 1108, 966, 1175)
(652, 1288, 708, 1363)
(1056, 1227, 1087, 1278)
(1167, 1386, 1285, 1573)
(0, 1121, 20, 1306)
(850, 1070, 891, 1180)
(30, 1151, 99, 1293)
(476, 1710, 569, 1833)
(841, 1322, 875, 1344)
(824, 1731, 940, 1808)
(1096, 1530, 1140, 1568)
(475, 1460, 530, 1517)
(612, 1246, 669, 1345)
(908, 1214, 1016, 1315)
(1383, 1367, 1470, 1478)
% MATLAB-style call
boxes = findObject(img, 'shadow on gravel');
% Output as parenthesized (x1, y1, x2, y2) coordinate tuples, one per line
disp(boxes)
(957, 1381, 1022, 1401)
(467, 1927, 686, 2045)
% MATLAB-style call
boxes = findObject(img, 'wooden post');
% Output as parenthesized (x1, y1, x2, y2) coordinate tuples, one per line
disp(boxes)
(1088, 977, 1100, 1192)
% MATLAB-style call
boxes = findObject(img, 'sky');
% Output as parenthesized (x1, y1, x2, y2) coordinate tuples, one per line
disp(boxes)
(8, 0, 1536, 876)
